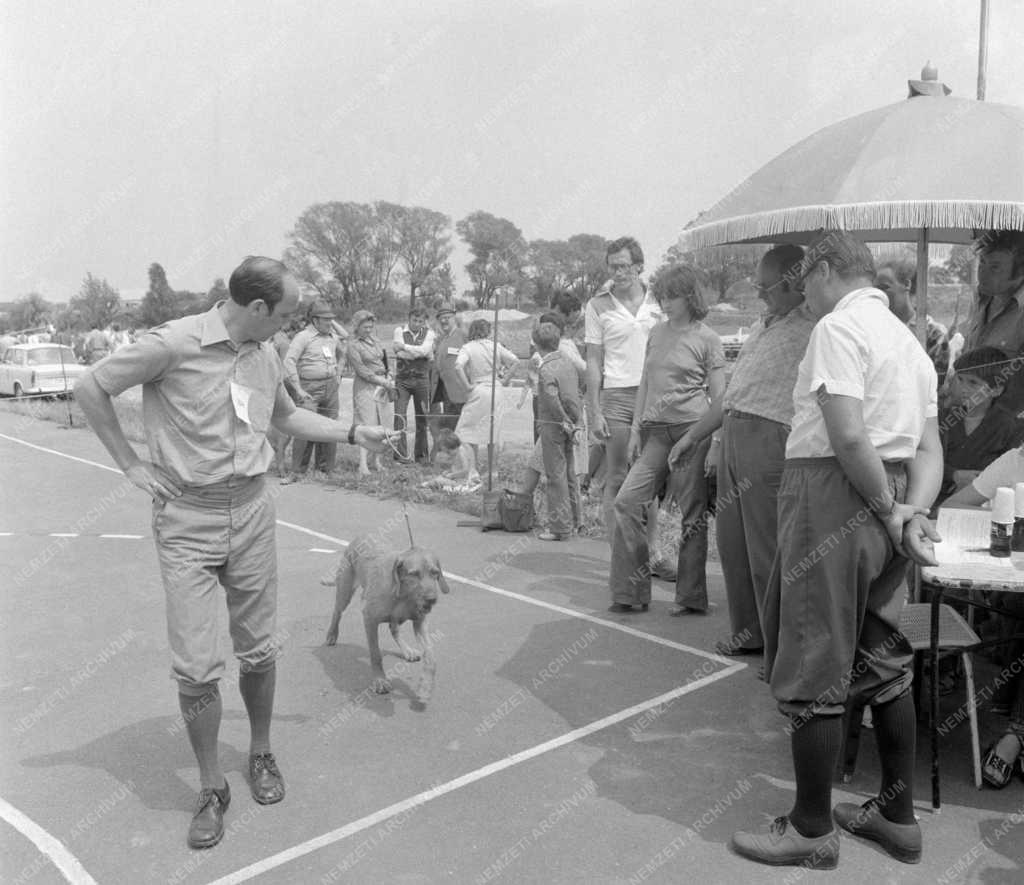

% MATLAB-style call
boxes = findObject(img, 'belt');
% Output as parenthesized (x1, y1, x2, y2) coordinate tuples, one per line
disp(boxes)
(299, 374, 334, 382)
(725, 408, 789, 429)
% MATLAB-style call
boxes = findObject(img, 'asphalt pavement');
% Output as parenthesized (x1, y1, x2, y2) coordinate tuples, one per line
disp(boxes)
(1, 409, 1023, 885)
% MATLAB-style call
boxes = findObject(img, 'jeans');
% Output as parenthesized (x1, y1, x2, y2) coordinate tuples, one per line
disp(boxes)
(539, 422, 580, 535)
(598, 387, 637, 543)
(394, 373, 431, 461)
(610, 422, 710, 609)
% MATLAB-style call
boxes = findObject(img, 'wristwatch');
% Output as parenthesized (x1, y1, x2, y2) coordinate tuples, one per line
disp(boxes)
(348, 424, 357, 446)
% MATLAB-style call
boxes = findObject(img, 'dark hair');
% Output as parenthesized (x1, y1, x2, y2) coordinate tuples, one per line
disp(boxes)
(409, 305, 428, 320)
(538, 311, 566, 333)
(436, 428, 461, 451)
(801, 231, 875, 283)
(876, 258, 918, 294)
(954, 346, 1011, 388)
(977, 230, 1024, 277)
(467, 319, 491, 341)
(763, 244, 806, 290)
(652, 265, 709, 320)
(532, 322, 562, 353)
(228, 256, 289, 313)
(605, 236, 644, 268)
(549, 290, 581, 317)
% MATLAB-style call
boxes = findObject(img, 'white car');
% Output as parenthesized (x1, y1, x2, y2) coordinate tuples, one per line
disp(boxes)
(0, 343, 88, 398)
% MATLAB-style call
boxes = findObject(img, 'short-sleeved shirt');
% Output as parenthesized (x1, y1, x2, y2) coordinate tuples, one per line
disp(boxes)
(455, 338, 518, 384)
(786, 288, 938, 460)
(724, 303, 817, 425)
(284, 326, 343, 384)
(639, 321, 724, 425)
(536, 350, 582, 425)
(972, 446, 1024, 500)
(583, 286, 663, 388)
(964, 285, 1024, 356)
(91, 304, 293, 486)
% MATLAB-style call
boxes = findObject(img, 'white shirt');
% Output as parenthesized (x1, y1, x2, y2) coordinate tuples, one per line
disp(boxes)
(583, 286, 663, 388)
(786, 287, 938, 460)
(973, 447, 1024, 501)
(392, 325, 436, 357)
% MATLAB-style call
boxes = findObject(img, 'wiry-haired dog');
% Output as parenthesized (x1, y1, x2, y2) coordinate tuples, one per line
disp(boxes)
(323, 533, 450, 698)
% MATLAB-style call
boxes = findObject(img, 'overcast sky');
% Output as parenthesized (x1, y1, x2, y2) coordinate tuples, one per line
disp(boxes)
(2, 0, 1022, 302)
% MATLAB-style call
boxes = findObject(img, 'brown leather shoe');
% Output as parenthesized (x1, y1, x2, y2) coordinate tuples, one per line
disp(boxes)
(249, 752, 285, 805)
(833, 798, 922, 863)
(732, 816, 839, 869)
(187, 781, 230, 849)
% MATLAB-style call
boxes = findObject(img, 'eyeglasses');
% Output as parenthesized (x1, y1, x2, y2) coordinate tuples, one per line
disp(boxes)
(753, 280, 784, 294)
(608, 262, 635, 272)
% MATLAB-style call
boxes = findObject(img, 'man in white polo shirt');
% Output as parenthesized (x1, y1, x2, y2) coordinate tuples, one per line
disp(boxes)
(732, 231, 942, 870)
(585, 236, 664, 553)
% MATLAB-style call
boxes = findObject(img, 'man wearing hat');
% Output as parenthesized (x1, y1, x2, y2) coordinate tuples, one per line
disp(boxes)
(282, 298, 348, 482)
(430, 305, 469, 452)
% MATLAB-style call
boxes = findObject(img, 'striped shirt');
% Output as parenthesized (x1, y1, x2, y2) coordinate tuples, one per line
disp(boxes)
(723, 303, 817, 425)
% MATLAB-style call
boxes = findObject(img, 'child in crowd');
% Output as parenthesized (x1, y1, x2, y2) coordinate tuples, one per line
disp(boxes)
(532, 321, 582, 540)
(421, 430, 478, 492)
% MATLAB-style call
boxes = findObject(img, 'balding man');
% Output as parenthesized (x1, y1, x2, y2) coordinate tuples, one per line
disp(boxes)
(75, 257, 393, 850)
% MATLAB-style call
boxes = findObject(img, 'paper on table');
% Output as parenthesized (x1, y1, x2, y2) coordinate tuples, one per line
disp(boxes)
(933, 507, 1000, 566)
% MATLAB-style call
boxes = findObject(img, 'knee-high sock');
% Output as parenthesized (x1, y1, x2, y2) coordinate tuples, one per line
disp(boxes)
(239, 664, 276, 756)
(871, 690, 916, 824)
(179, 686, 224, 790)
(788, 714, 843, 838)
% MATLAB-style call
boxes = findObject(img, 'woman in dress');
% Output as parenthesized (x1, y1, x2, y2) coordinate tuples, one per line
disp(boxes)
(453, 318, 520, 485)
(346, 309, 395, 475)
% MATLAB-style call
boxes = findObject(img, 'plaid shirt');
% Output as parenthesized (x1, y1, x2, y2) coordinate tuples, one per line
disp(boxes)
(723, 303, 816, 426)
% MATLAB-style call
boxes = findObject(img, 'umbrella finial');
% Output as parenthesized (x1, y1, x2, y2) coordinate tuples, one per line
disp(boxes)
(908, 62, 951, 97)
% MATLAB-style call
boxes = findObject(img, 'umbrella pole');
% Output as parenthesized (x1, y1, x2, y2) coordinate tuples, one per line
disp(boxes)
(916, 229, 930, 352)
(487, 298, 500, 492)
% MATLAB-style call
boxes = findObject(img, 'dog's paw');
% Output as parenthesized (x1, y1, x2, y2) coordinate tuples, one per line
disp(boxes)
(372, 677, 392, 694)
(324, 632, 338, 646)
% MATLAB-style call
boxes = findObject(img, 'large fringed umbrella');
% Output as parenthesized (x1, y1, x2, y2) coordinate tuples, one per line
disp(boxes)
(678, 66, 1024, 345)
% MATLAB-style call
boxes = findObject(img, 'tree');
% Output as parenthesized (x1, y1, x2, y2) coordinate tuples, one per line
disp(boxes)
(417, 262, 455, 303)
(392, 206, 453, 305)
(286, 201, 404, 309)
(655, 243, 765, 302)
(205, 278, 229, 310)
(941, 245, 974, 285)
(456, 211, 527, 307)
(70, 274, 122, 329)
(7, 293, 53, 331)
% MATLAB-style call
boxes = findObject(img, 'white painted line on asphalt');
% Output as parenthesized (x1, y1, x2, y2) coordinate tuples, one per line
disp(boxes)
(278, 519, 739, 665)
(0, 795, 98, 885)
(99, 533, 144, 539)
(49, 533, 79, 538)
(308, 547, 337, 554)
(205, 662, 745, 885)
(0, 531, 14, 536)
(0, 433, 121, 474)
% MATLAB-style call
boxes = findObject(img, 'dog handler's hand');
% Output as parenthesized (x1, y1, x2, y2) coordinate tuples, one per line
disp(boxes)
(901, 513, 941, 567)
(354, 425, 400, 453)
(125, 461, 181, 501)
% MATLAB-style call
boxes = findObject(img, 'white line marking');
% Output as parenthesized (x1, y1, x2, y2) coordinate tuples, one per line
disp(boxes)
(205, 663, 744, 885)
(0, 531, 14, 536)
(277, 520, 738, 665)
(49, 533, 79, 538)
(99, 533, 144, 539)
(308, 547, 337, 554)
(0, 433, 121, 473)
(0, 795, 98, 885)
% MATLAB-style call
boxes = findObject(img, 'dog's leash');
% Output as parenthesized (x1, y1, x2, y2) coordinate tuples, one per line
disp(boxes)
(403, 501, 415, 547)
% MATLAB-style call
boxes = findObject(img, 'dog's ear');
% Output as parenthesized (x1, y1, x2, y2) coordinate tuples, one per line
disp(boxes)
(390, 555, 405, 599)
(433, 555, 451, 593)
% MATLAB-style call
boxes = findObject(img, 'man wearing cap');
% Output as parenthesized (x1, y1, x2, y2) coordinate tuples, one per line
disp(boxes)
(392, 305, 436, 463)
(282, 299, 348, 482)
(731, 232, 942, 870)
(430, 305, 468, 448)
(74, 256, 395, 849)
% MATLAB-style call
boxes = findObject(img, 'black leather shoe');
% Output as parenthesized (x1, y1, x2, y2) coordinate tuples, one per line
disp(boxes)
(249, 752, 285, 805)
(608, 603, 648, 613)
(187, 781, 230, 849)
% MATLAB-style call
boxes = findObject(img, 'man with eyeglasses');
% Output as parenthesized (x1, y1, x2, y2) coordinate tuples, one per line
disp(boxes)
(584, 237, 664, 575)
(670, 244, 815, 653)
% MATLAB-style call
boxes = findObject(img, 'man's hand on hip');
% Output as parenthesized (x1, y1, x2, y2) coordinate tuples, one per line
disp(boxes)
(125, 461, 182, 502)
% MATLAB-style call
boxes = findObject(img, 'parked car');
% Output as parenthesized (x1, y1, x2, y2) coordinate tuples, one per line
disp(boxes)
(0, 343, 88, 398)
(719, 327, 750, 360)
